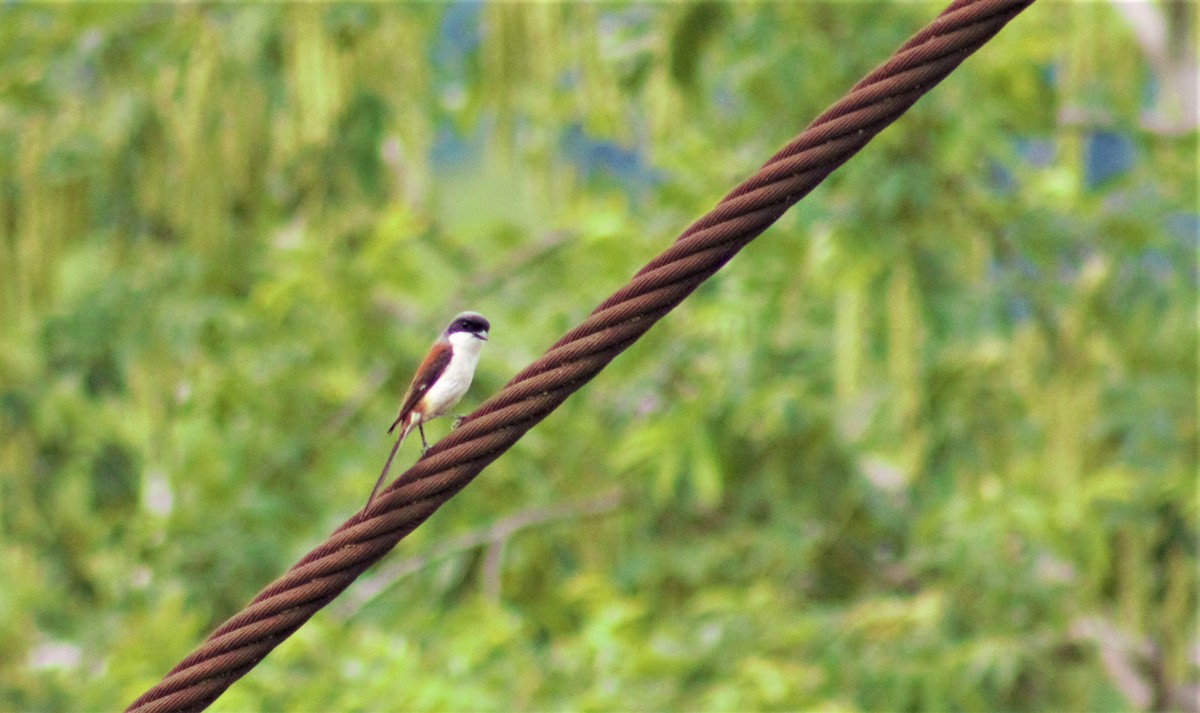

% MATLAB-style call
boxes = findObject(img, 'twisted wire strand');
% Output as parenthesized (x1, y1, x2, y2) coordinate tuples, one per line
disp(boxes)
(127, 1, 1034, 710)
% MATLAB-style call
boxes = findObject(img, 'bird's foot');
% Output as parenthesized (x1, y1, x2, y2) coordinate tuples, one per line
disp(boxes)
(452, 415, 467, 429)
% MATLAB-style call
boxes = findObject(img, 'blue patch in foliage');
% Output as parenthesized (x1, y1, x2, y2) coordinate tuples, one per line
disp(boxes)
(559, 123, 662, 197)
(430, 122, 483, 169)
(433, 3, 481, 74)
(1014, 136, 1056, 168)
(1084, 130, 1133, 189)
(986, 160, 1015, 194)
(1164, 212, 1199, 244)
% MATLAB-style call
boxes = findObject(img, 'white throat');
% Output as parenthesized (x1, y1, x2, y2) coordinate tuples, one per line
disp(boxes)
(447, 330, 485, 360)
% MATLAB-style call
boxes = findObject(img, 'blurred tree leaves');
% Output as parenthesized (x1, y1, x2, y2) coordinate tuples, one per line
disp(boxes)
(0, 2, 1195, 711)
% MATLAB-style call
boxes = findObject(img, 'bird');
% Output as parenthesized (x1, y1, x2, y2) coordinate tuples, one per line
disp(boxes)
(365, 311, 490, 508)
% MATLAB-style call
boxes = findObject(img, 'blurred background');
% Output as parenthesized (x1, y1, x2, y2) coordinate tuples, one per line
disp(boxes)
(0, 2, 1196, 710)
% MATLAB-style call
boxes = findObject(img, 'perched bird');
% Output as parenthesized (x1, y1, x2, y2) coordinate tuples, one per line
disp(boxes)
(366, 311, 490, 507)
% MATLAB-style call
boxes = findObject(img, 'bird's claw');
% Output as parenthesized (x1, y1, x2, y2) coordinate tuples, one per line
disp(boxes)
(452, 415, 466, 430)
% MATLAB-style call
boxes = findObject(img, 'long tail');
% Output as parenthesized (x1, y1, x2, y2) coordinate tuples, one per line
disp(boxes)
(366, 423, 411, 509)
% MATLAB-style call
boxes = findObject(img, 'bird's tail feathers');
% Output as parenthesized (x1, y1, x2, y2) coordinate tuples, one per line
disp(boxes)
(366, 423, 411, 509)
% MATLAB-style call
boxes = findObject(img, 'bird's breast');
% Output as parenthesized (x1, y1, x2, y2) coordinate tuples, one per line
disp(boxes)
(419, 348, 480, 419)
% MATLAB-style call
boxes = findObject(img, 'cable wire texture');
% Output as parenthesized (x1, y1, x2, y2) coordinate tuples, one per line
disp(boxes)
(127, 0, 1035, 710)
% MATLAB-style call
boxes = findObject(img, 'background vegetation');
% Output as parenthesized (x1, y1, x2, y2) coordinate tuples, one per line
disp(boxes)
(1, 2, 1195, 711)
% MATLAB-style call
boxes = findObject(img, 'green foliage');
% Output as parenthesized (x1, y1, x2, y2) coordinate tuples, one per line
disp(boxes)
(0, 2, 1195, 711)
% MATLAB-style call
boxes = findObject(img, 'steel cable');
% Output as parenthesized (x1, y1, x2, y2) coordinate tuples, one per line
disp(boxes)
(127, 0, 1035, 709)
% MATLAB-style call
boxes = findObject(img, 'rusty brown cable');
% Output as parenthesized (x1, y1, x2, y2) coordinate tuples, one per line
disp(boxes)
(126, 0, 1035, 710)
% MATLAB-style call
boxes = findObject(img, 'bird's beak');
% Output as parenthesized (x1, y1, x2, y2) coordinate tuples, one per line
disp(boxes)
(477, 332, 489, 341)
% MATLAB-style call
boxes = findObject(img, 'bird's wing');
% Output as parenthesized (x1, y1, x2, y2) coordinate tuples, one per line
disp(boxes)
(389, 343, 453, 433)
